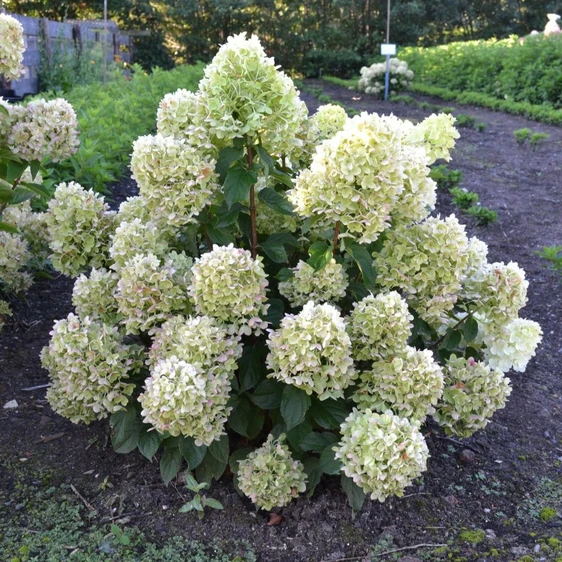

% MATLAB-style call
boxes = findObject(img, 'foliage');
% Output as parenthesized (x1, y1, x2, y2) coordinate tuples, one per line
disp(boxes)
(454, 113, 475, 128)
(42, 33, 542, 513)
(514, 128, 532, 145)
(358, 58, 414, 98)
(536, 245, 562, 276)
(179, 473, 224, 519)
(466, 205, 498, 225)
(529, 132, 550, 150)
(0, 15, 79, 328)
(450, 187, 479, 210)
(429, 164, 463, 190)
(41, 64, 205, 192)
(303, 49, 364, 79)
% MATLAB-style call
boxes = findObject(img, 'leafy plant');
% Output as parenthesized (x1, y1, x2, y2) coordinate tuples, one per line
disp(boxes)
(455, 113, 476, 128)
(467, 205, 498, 225)
(529, 132, 550, 150)
(40, 33, 542, 515)
(514, 128, 532, 145)
(536, 245, 562, 275)
(450, 187, 479, 210)
(179, 473, 224, 519)
(429, 164, 463, 190)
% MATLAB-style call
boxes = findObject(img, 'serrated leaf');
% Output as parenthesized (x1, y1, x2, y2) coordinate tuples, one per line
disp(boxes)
(265, 297, 285, 328)
(6, 160, 28, 183)
(281, 386, 311, 431)
(248, 379, 284, 409)
(346, 243, 376, 290)
(196, 435, 229, 484)
(138, 430, 161, 460)
(286, 422, 313, 450)
(348, 281, 370, 301)
(204, 498, 224, 510)
(178, 436, 207, 470)
(300, 432, 339, 453)
(308, 241, 332, 271)
(275, 268, 294, 282)
(224, 165, 257, 208)
(270, 167, 293, 188)
(10, 187, 36, 205)
(310, 398, 350, 430)
(442, 329, 462, 351)
(261, 236, 288, 263)
(206, 224, 234, 246)
(341, 474, 365, 513)
(216, 202, 244, 228)
(110, 405, 143, 454)
(258, 187, 294, 216)
(318, 445, 343, 475)
(464, 315, 478, 342)
(229, 447, 254, 475)
(216, 146, 244, 182)
(255, 145, 276, 177)
(160, 446, 183, 485)
(238, 345, 264, 392)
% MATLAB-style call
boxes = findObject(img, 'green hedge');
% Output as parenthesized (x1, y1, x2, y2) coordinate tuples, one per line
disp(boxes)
(42, 64, 205, 192)
(401, 35, 562, 109)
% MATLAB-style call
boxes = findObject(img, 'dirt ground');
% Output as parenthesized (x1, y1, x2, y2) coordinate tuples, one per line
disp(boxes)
(1, 80, 562, 562)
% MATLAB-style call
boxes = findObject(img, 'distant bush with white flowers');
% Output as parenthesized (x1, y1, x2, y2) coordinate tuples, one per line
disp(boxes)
(358, 58, 414, 98)
(41, 32, 541, 514)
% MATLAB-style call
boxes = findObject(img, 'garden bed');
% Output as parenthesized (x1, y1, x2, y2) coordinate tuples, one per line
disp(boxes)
(1, 81, 562, 562)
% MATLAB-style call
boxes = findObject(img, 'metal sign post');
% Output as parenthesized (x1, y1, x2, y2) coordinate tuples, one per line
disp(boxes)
(380, 43, 396, 101)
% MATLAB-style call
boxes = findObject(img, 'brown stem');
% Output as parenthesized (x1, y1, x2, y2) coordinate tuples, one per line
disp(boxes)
(332, 221, 341, 255)
(248, 146, 257, 258)
(201, 224, 213, 252)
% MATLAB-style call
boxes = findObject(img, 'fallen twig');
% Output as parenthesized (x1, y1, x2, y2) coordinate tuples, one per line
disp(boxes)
(70, 484, 95, 512)
(22, 383, 51, 391)
(35, 432, 65, 444)
(322, 543, 447, 562)
(435, 436, 484, 454)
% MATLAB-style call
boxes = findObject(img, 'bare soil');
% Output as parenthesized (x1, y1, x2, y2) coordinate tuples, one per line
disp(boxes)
(1, 81, 562, 561)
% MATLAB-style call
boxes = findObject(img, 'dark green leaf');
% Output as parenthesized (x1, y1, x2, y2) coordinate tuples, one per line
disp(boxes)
(318, 445, 343, 475)
(286, 422, 313, 450)
(308, 241, 332, 271)
(110, 405, 143, 454)
(248, 379, 284, 410)
(196, 435, 229, 484)
(275, 268, 294, 282)
(216, 202, 244, 228)
(281, 386, 311, 431)
(261, 237, 288, 263)
(442, 329, 462, 351)
(206, 224, 235, 246)
(310, 398, 350, 430)
(348, 281, 370, 301)
(6, 160, 28, 183)
(228, 396, 250, 436)
(255, 145, 276, 177)
(216, 146, 244, 182)
(346, 243, 376, 290)
(341, 475, 365, 513)
(179, 436, 207, 470)
(20, 181, 51, 199)
(265, 297, 285, 328)
(0, 221, 18, 233)
(303, 457, 322, 498)
(464, 315, 479, 342)
(224, 165, 257, 208)
(160, 446, 183, 485)
(0, 184, 13, 203)
(138, 430, 161, 461)
(464, 347, 482, 361)
(29, 160, 42, 180)
(229, 447, 254, 475)
(238, 345, 264, 392)
(270, 167, 294, 188)
(246, 409, 265, 440)
(258, 187, 294, 216)
(300, 432, 339, 454)
(10, 187, 36, 205)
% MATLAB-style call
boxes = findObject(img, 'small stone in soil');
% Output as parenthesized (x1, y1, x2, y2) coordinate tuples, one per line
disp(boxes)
(458, 449, 476, 464)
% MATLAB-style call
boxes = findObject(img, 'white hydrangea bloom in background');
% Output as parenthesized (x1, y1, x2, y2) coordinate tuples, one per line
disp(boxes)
(267, 301, 356, 400)
(433, 355, 512, 437)
(8, 99, 79, 162)
(353, 346, 444, 422)
(41, 313, 138, 424)
(237, 434, 307, 510)
(335, 409, 429, 501)
(139, 355, 232, 446)
(0, 231, 32, 293)
(0, 14, 25, 81)
(278, 259, 348, 307)
(409, 113, 460, 164)
(189, 244, 269, 334)
(348, 291, 413, 361)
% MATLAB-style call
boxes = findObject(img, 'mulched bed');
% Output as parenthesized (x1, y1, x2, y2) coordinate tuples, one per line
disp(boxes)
(1, 80, 562, 562)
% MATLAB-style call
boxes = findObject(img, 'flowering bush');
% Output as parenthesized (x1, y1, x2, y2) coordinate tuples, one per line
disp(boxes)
(358, 58, 414, 98)
(42, 33, 541, 513)
(0, 14, 79, 329)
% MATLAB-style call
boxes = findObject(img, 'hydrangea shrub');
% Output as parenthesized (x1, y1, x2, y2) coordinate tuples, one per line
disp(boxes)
(358, 58, 414, 98)
(41, 33, 542, 513)
(0, 14, 79, 327)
